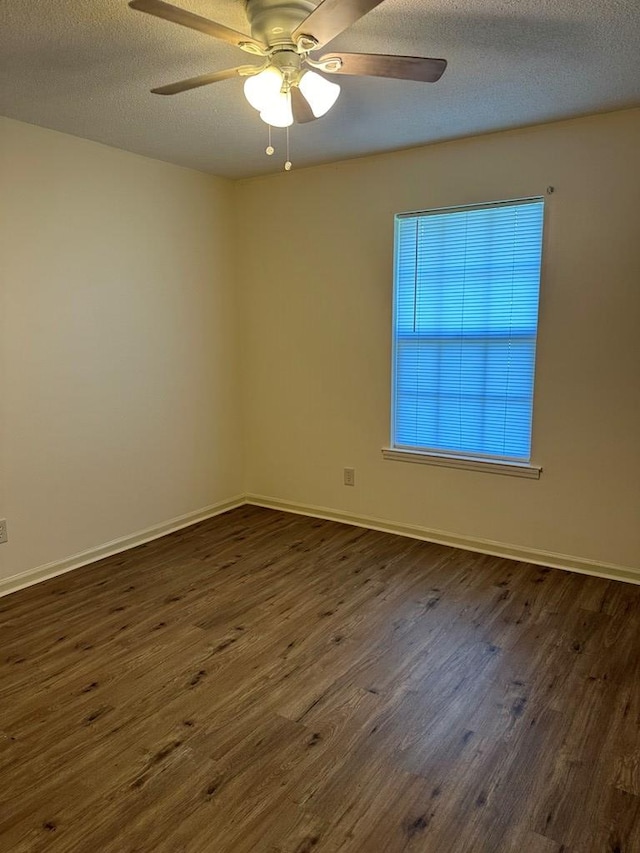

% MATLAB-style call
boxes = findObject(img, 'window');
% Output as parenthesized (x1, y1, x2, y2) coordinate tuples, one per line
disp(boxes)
(388, 197, 544, 475)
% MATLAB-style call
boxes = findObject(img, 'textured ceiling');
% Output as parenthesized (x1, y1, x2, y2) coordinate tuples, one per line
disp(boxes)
(1, 0, 639, 179)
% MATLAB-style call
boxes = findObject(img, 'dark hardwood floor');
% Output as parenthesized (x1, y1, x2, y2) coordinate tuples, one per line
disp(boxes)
(1, 505, 639, 852)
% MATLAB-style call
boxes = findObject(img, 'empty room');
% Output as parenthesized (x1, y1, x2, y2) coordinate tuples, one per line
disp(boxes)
(1, 0, 639, 850)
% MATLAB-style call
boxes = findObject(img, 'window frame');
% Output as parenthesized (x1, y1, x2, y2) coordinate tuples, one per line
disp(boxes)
(385, 197, 544, 479)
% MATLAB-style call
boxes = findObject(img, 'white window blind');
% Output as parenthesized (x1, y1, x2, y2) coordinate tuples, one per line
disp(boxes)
(392, 198, 544, 463)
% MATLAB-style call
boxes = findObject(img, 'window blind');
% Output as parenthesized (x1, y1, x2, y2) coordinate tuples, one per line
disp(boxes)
(392, 198, 544, 462)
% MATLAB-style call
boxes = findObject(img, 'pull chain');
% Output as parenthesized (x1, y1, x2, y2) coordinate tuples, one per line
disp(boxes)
(284, 126, 292, 171)
(265, 125, 274, 156)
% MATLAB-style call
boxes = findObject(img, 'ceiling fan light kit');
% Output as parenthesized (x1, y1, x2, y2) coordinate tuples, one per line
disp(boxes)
(129, 0, 447, 165)
(260, 88, 293, 127)
(298, 70, 340, 117)
(244, 66, 281, 111)
(242, 54, 340, 127)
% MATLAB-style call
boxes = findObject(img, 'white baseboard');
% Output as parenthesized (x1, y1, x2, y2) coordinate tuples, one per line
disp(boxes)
(0, 495, 245, 599)
(245, 494, 640, 586)
(3, 492, 637, 599)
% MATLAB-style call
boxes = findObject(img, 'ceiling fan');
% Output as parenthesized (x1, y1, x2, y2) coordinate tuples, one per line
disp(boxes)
(129, 0, 447, 129)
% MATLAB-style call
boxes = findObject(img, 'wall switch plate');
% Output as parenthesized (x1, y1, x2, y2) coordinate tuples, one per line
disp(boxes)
(0, 520, 7, 544)
(344, 467, 355, 487)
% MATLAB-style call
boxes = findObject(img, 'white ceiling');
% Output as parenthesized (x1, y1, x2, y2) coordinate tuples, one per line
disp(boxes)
(1, 0, 639, 179)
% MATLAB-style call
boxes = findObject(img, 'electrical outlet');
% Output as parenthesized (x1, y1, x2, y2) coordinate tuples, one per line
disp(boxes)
(0, 519, 7, 545)
(344, 467, 355, 487)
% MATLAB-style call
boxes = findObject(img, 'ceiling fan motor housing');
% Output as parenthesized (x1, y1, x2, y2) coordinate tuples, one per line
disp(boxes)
(245, 0, 316, 49)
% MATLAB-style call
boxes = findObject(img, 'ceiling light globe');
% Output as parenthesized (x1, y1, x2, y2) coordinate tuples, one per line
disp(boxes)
(260, 91, 294, 128)
(298, 70, 340, 118)
(244, 66, 283, 112)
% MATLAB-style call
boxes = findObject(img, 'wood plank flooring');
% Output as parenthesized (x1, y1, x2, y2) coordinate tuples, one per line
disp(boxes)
(1, 505, 640, 852)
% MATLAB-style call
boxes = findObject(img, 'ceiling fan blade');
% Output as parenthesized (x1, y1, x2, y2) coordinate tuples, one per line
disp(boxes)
(318, 52, 447, 83)
(292, 0, 385, 50)
(151, 67, 243, 95)
(129, 0, 265, 52)
(291, 87, 318, 123)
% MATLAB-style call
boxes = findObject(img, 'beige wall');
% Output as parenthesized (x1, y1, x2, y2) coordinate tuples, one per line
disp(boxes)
(236, 109, 640, 571)
(1, 109, 638, 589)
(0, 118, 242, 584)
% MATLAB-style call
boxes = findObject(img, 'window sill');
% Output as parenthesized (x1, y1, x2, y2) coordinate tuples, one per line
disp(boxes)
(382, 448, 542, 479)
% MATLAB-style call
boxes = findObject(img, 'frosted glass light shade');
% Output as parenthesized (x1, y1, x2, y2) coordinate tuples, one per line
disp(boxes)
(298, 70, 340, 118)
(259, 90, 294, 127)
(244, 67, 283, 112)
